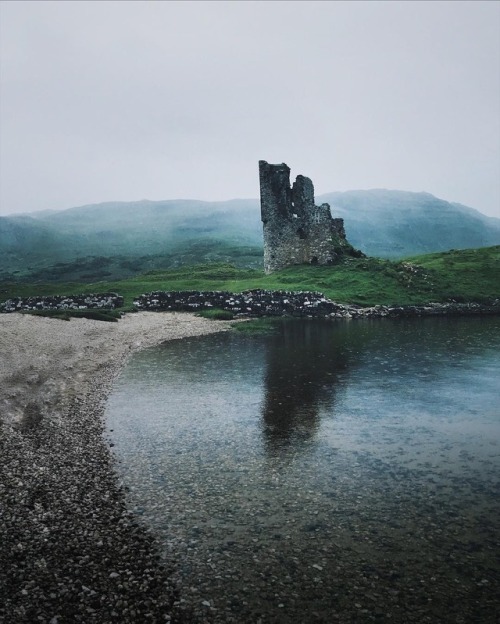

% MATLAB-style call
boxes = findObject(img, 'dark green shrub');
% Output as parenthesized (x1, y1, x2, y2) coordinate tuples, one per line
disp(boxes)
(197, 308, 235, 320)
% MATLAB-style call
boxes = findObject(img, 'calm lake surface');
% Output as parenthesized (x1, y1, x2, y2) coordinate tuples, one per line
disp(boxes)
(106, 317, 500, 623)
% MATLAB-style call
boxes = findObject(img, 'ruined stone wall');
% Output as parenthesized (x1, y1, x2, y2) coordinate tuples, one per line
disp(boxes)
(259, 160, 347, 273)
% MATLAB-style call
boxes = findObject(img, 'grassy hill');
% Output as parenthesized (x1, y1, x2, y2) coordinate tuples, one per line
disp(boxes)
(0, 199, 263, 279)
(1, 246, 498, 309)
(0, 241, 264, 283)
(2, 190, 499, 283)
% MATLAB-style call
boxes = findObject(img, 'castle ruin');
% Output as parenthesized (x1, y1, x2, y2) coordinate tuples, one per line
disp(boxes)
(259, 160, 350, 274)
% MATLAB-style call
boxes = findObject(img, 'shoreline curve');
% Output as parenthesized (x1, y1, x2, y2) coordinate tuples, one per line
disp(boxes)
(0, 311, 235, 623)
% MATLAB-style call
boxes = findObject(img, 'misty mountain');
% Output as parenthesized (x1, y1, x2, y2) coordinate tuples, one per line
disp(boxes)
(0, 199, 263, 277)
(318, 190, 500, 258)
(2, 190, 499, 279)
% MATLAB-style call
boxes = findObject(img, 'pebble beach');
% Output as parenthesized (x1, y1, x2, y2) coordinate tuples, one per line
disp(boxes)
(0, 312, 234, 623)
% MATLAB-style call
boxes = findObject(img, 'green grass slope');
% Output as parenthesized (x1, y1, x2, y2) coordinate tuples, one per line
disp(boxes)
(1, 240, 263, 283)
(1, 246, 498, 309)
(406, 246, 500, 302)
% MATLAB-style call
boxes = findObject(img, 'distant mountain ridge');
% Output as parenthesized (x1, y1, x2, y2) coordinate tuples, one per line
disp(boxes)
(1, 190, 499, 280)
(318, 190, 500, 258)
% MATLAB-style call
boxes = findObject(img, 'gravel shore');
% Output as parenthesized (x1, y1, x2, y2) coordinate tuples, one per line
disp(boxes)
(0, 312, 234, 624)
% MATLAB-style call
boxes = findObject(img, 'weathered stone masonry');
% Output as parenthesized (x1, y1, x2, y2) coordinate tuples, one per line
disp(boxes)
(259, 160, 348, 273)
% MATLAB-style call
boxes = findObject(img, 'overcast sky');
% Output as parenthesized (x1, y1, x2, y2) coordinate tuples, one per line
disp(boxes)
(1, 1, 499, 218)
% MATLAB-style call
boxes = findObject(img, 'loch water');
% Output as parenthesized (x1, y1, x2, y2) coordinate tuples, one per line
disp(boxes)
(105, 317, 500, 623)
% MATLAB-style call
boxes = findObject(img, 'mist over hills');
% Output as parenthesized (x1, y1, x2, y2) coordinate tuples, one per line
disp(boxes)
(318, 190, 500, 258)
(1, 190, 499, 281)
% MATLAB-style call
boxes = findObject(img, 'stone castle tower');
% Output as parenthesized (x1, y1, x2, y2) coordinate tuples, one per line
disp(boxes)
(259, 160, 348, 274)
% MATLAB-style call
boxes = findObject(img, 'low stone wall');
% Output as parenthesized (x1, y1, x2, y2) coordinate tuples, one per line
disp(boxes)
(0, 293, 124, 313)
(2, 289, 497, 317)
(133, 289, 338, 316)
(133, 290, 500, 319)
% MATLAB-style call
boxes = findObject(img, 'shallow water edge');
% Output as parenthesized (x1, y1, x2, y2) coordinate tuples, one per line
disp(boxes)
(107, 316, 500, 623)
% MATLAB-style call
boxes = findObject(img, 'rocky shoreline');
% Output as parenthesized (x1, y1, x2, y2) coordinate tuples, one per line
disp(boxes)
(3, 290, 499, 319)
(0, 312, 235, 624)
(1, 307, 498, 623)
(132, 289, 500, 319)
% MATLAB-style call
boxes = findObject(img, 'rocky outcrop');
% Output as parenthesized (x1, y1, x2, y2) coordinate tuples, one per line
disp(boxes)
(0, 293, 123, 313)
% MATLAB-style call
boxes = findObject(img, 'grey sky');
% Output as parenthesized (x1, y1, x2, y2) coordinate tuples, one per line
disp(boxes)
(1, 0, 499, 217)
